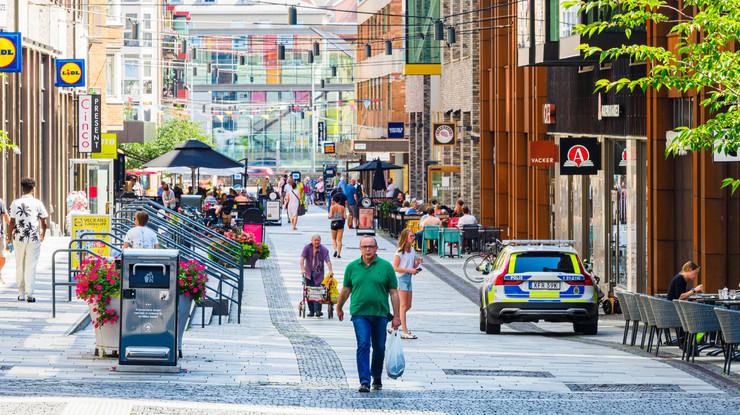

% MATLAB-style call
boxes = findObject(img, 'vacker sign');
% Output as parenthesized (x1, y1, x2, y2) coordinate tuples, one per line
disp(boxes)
(528, 141, 558, 167)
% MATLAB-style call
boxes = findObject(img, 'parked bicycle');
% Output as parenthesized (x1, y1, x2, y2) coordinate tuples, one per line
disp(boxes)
(463, 240, 504, 283)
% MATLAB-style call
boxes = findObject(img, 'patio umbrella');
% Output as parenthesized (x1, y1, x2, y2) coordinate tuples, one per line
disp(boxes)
(372, 161, 387, 191)
(347, 159, 402, 172)
(143, 140, 244, 188)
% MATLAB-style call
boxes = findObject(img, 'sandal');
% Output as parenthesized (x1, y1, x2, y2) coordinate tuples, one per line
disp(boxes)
(401, 332, 417, 340)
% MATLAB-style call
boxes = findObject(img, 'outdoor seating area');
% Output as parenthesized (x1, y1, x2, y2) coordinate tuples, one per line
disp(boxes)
(615, 291, 740, 375)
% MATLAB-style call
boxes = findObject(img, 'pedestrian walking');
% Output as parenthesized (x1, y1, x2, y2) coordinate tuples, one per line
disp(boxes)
(7, 178, 49, 302)
(0, 197, 9, 284)
(284, 177, 300, 231)
(393, 229, 423, 339)
(328, 197, 346, 258)
(336, 236, 401, 393)
(300, 235, 334, 317)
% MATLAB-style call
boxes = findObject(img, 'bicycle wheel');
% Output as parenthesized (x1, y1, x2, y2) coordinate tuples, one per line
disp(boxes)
(463, 254, 491, 284)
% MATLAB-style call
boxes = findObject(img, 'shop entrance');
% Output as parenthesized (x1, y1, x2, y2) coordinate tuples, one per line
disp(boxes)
(69, 159, 114, 215)
(427, 166, 461, 206)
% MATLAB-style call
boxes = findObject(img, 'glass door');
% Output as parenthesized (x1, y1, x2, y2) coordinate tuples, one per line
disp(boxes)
(69, 159, 114, 215)
(427, 166, 461, 206)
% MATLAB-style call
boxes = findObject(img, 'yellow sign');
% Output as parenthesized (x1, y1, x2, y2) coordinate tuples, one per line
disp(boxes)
(71, 214, 112, 268)
(0, 37, 17, 69)
(59, 62, 83, 85)
(92, 133, 117, 159)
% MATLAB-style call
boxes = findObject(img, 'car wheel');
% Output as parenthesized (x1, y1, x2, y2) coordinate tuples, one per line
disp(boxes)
(574, 317, 598, 335)
(479, 308, 486, 332)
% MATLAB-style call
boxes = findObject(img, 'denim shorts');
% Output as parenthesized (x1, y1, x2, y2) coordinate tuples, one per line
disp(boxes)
(398, 273, 412, 291)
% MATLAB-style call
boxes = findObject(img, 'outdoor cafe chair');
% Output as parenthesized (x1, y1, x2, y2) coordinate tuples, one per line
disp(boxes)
(638, 294, 658, 352)
(714, 307, 740, 374)
(623, 292, 643, 346)
(438, 228, 462, 258)
(673, 300, 692, 361)
(615, 291, 632, 345)
(461, 225, 480, 254)
(647, 296, 683, 356)
(421, 225, 440, 255)
(675, 300, 722, 363)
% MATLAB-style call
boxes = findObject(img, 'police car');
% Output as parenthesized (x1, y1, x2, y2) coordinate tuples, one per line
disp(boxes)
(479, 240, 598, 335)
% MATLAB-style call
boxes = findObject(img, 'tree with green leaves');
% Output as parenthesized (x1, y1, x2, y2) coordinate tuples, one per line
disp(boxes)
(120, 119, 212, 169)
(570, 0, 740, 192)
(0, 129, 15, 153)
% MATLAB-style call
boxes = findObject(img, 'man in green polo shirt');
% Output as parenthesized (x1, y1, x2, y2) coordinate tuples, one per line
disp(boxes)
(337, 236, 401, 393)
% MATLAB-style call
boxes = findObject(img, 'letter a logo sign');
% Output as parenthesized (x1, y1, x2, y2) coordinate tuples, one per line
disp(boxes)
(559, 138, 601, 175)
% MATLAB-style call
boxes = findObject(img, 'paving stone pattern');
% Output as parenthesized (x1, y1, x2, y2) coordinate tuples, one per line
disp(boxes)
(260, 239, 347, 388)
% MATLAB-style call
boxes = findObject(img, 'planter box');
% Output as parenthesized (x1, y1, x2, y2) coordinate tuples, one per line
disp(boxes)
(245, 253, 259, 268)
(177, 294, 193, 355)
(89, 299, 120, 357)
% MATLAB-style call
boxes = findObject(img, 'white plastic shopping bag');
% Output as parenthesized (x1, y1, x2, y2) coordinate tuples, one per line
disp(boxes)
(385, 329, 405, 379)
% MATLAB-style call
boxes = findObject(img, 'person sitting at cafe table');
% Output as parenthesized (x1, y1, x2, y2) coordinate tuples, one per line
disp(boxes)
(415, 208, 441, 248)
(456, 207, 478, 228)
(666, 261, 703, 301)
(406, 200, 422, 215)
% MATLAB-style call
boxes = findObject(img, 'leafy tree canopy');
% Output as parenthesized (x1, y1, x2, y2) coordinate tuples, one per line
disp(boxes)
(568, 0, 740, 192)
(120, 119, 212, 169)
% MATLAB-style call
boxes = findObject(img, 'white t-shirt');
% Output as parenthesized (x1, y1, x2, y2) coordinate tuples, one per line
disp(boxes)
(9, 194, 49, 243)
(394, 249, 417, 276)
(124, 226, 159, 249)
(457, 214, 478, 228)
(385, 183, 397, 198)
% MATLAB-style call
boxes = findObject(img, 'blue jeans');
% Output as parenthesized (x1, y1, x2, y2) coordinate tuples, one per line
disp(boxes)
(351, 315, 389, 385)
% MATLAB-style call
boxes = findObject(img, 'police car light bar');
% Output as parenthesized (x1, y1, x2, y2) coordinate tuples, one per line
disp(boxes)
(502, 240, 576, 247)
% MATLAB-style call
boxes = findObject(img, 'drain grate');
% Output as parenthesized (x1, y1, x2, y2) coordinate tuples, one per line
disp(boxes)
(567, 384, 682, 392)
(444, 369, 554, 378)
(0, 365, 14, 371)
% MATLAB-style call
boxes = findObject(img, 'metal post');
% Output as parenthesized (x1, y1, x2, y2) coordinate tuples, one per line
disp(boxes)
(311, 62, 316, 172)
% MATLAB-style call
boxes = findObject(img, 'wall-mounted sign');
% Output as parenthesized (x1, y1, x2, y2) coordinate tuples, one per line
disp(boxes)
(614, 141, 628, 175)
(387, 122, 405, 138)
(601, 104, 620, 118)
(78, 95, 93, 153)
(543, 104, 556, 125)
(91, 94, 102, 152)
(318, 121, 325, 142)
(0, 32, 22, 73)
(323, 142, 336, 154)
(559, 137, 601, 175)
(433, 123, 456, 146)
(291, 171, 301, 181)
(91, 133, 117, 159)
(354, 142, 367, 151)
(528, 140, 558, 167)
(55, 59, 86, 87)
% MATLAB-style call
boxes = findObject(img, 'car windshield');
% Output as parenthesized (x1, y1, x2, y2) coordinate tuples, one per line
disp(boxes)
(513, 252, 576, 273)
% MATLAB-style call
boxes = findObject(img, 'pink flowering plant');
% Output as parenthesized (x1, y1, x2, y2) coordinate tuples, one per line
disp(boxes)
(75, 256, 120, 328)
(178, 259, 208, 303)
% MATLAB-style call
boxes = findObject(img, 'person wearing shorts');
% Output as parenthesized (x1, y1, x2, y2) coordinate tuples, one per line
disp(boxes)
(329, 198, 346, 258)
(0, 197, 8, 284)
(392, 228, 422, 339)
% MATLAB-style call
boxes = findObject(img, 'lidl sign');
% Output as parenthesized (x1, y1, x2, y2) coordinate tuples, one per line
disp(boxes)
(56, 59, 85, 87)
(0, 32, 22, 73)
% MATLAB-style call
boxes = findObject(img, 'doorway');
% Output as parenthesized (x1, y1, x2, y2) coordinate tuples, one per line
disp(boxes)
(427, 166, 461, 206)
(69, 159, 114, 215)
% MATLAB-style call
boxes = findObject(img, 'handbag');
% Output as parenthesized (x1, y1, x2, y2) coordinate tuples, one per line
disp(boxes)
(293, 190, 307, 216)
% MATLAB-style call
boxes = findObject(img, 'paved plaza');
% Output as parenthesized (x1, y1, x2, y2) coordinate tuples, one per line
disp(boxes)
(0, 207, 738, 414)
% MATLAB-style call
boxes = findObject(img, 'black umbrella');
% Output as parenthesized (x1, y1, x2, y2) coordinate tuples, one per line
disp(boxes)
(372, 161, 386, 191)
(348, 159, 403, 172)
(143, 140, 244, 187)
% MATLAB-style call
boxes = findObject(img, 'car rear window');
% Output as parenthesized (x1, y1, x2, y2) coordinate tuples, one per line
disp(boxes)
(512, 252, 576, 273)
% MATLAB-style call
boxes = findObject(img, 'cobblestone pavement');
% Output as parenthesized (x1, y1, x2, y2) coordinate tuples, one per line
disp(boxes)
(0, 207, 738, 414)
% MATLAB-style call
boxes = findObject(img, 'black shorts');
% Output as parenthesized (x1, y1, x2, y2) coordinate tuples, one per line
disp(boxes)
(331, 220, 345, 231)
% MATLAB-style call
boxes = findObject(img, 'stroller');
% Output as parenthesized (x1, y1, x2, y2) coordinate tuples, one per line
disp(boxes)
(298, 273, 338, 319)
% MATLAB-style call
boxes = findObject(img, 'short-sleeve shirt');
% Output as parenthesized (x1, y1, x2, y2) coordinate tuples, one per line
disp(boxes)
(301, 244, 330, 284)
(394, 249, 417, 277)
(124, 226, 159, 249)
(667, 273, 688, 301)
(9, 195, 49, 243)
(344, 183, 357, 205)
(343, 256, 398, 317)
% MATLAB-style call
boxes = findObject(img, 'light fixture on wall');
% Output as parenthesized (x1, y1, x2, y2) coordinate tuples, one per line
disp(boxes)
(385, 40, 392, 55)
(288, 6, 297, 25)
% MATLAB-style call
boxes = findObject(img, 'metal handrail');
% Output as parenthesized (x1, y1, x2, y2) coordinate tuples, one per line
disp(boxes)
(51, 248, 106, 318)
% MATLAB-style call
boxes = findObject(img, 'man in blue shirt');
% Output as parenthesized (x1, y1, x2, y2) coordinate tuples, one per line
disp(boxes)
(344, 178, 358, 229)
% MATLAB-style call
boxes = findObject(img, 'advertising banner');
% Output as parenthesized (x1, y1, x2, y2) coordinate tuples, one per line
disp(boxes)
(357, 207, 375, 235)
(78, 95, 93, 153)
(55, 59, 86, 87)
(323, 142, 336, 154)
(92, 133, 117, 159)
(71, 214, 112, 268)
(0, 32, 22, 73)
(559, 137, 601, 175)
(266, 201, 280, 221)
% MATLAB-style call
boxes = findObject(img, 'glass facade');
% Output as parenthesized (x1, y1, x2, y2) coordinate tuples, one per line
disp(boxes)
(188, 35, 356, 170)
(406, 0, 441, 65)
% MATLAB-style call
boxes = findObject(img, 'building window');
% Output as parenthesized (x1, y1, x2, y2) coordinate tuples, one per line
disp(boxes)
(406, 0, 441, 65)
(559, 0, 579, 38)
(106, 0, 122, 25)
(517, 0, 531, 48)
(105, 52, 121, 101)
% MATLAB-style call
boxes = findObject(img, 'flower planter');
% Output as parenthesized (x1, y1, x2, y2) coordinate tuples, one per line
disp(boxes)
(89, 299, 120, 357)
(245, 253, 259, 268)
(177, 294, 193, 355)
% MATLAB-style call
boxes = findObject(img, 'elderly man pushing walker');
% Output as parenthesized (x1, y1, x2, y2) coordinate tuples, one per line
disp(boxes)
(336, 236, 401, 393)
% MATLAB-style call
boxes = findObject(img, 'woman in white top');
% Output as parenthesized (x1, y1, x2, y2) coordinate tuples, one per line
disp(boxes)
(283, 178, 301, 231)
(392, 228, 422, 339)
(123, 211, 161, 249)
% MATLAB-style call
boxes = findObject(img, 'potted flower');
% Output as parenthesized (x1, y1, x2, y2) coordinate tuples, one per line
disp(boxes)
(223, 230, 270, 268)
(76, 256, 120, 357)
(177, 259, 208, 353)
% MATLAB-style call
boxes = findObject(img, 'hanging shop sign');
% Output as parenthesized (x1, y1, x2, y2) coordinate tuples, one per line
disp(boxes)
(433, 123, 456, 146)
(318, 121, 325, 142)
(614, 141, 628, 175)
(91, 94, 102, 152)
(387, 122, 405, 138)
(291, 171, 301, 181)
(600, 104, 620, 118)
(323, 142, 336, 154)
(543, 104, 556, 125)
(559, 137, 601, 175)
(0, 32, 22, 73)
(528, 140, 558, 167)
(91, 133, 117, 159)
(78, 95, 93, 153)
(55, 59, 86, 88)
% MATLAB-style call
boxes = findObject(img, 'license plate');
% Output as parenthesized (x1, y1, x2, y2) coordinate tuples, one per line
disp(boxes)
(529, 281, 560, 290)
